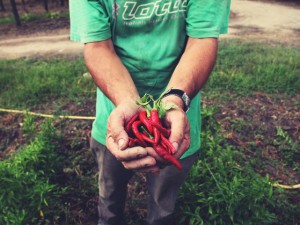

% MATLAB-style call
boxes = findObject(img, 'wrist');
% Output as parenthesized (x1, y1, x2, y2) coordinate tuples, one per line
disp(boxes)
(161, 95, 185, 112)
(162, 88, 190, 112)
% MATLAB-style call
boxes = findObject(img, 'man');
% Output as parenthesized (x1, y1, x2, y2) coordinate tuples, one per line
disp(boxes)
(70, 0, 230, 224)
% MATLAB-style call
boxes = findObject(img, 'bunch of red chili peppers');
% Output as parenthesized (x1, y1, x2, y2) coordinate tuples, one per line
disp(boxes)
(125, 93, 182, 170)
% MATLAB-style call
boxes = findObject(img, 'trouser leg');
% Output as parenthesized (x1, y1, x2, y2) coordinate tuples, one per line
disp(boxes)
(90, 138, 133, 225)
(146, 153, 198, 225)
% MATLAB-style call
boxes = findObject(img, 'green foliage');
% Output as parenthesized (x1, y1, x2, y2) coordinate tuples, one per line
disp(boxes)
(22, 114, 36, 138)
(0, 11, 70, 25)
(176, 107, 276, 225)
(0, 118, 65, 224)
(21, 13, 39, 22)
(271, 188, 300, 225)
(46, 11, 69, 20)
(0, 16, 14, 25)
(274, 127, 300, 171)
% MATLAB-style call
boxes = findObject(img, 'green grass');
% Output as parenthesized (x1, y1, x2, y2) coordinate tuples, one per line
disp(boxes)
(0, 56, 95, 108)
(207, 40, 300, 95)
(0, 40, 298, 110)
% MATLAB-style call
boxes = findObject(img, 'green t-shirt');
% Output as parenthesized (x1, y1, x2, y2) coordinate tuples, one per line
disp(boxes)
(70, 0, 230, 158)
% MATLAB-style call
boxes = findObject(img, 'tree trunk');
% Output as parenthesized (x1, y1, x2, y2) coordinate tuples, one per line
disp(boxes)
(10, 0, 21, 26)
(44, 0, 48, 11)
(0, 0, 5, 11)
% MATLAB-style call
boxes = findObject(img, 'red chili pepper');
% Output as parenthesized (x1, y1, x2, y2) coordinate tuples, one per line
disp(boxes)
(132, 121, 147, 147)
(125, 114, 139, 133)
(150, 109, 160, 124)
(149, 120, 171, 138)
(161, 135, 177, 154)
(128, 137, 135, 147)
(141, 133, 155, 145)
(153, 144, 182, 170)
(139, 111, 153, 134)
(150, 110, 161, 144)
(153, 127, 160, 144)
(160, 138, 170, 154)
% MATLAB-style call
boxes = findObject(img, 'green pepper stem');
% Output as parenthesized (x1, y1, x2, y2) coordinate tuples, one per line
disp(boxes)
(141, 126, 154, 139)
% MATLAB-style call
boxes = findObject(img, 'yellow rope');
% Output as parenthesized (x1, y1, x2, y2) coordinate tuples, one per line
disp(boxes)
(272, 183, 300, 190)
(1, 108, 300, 190)
(0, 108, 95, 120)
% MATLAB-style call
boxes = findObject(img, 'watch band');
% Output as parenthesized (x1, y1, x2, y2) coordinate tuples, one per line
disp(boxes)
(162, 89, 191, 112)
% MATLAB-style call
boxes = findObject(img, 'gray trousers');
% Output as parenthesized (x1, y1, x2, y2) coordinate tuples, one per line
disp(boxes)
(90, 138, 198, 225)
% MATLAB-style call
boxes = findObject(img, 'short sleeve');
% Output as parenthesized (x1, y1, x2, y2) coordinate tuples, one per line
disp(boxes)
(69, 0, 111, 43)
(186, 0, 231, 38)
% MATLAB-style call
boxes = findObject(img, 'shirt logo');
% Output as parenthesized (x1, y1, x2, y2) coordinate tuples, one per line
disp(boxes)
(122, 0, 187, 20)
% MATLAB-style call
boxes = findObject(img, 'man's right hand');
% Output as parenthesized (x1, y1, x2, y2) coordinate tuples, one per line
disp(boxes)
(106, 100, 160, 174)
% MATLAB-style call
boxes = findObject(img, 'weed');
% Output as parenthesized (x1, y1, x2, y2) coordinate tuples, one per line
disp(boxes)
(274, 127, 300, 171)
(0, 116, 98, 224)
(22, 114, 36, 138)
(0, 118, 65, 224)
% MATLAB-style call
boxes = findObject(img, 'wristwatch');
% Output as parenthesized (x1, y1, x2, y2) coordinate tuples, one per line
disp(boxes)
(162, 89, 191, 112)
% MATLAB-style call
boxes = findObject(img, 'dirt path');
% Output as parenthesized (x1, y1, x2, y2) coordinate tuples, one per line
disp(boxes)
(225, 0, 300, 45)
(0, 0, 299, 59)
(0, 31, 83, 59)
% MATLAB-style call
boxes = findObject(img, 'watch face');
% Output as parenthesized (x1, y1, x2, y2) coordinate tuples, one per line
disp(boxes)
(182, 93, 190, 106)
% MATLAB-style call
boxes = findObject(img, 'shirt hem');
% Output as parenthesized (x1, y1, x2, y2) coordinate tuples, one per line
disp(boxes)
(187, 28, 228, 39)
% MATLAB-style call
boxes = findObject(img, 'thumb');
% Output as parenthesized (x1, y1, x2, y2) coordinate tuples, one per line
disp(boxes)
(117, 137, 126, 150)
(165, 111, 190, 155)
(169, 129, 182, 154)
(106, 110, 129, 151)
(168, 117, 185, 152)
(106, 125, 129, 151)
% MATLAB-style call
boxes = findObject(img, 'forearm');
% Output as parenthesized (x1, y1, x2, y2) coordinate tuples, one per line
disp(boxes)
(167, 37, 218, 100)
(84, 39, 139, 106)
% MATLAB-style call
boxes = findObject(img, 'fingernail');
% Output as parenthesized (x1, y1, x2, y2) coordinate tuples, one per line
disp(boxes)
(137, 154, 143, 158)
(172, 142, 179, 151)
(118, 139, 125, 149)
